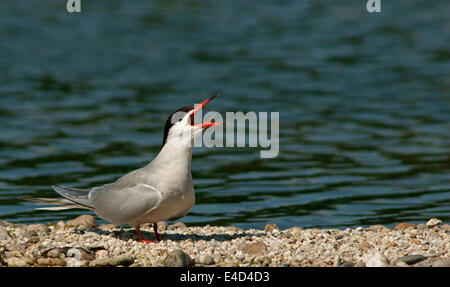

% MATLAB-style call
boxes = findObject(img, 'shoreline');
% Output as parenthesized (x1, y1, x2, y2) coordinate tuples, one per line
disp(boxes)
(1, 216, 449, 267)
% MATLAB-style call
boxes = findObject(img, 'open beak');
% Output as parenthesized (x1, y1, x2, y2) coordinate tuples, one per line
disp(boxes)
(190, 94, 225, 128)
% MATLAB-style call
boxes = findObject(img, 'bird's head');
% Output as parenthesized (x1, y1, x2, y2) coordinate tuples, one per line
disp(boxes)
(162, 94, 223, 148)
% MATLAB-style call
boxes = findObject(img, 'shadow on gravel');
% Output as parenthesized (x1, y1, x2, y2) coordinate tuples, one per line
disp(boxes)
(86, 227, 265, 242)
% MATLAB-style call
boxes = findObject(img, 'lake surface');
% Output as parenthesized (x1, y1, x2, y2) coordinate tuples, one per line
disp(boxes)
(0, 0, 449, 230)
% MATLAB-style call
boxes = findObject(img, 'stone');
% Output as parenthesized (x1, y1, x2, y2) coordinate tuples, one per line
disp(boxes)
(84, 231, 100, 238)
(163, 250, 193, 267)
(235, 251, 245, 261)
(333, 254, 342, 267)
(57, 220, 66, 229)
(394, 223, 416, 230)
(37, 258, 66, 266)
(395, 261, 410, 267)
(426, 218, 442, 228)
(362, 250, 390, 267)
(417, 224, 427, 230)
(157, 221, 169, 231)
(441, 224, 450, 230)
(23, 230, 38, 238)
(339, 262, 354, 267)
(95, 250, 109, 259)
(219, 261, 239, 267)
(99, 224, 116, 230)
(264, 224, 279, 233)
(0, 219, 15, 227)
(66, 258, 90, 267)
(27, 224, 49, 234)
(394, 254, 426, 265)
(359, 241, 374, 251)
(66, 215, 98, 229)
(288, 226, 303, 235)
(5, 257, 31, 267)
(0, 225, 11, 240)
(47, 248, 67, 258)
(366, 225, 386, 232)
(431, 259, 450, 267)
(66, 248, 95, 261)
(3, 251, 22, 259)
(89, 256, 134, 267)
(243, 241, 267, 255)
(198, 254, 215, 265)
(167, 222, 187, 230)
(335, 234, 344, 240)
(253, 255, 269, 264)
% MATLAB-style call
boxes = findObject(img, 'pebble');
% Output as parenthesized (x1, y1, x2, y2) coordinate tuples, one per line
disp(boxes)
(0, 219, 15, 227)
(394, 254, 426, 265)
(66, 248, 95, 261)
(99, 224, 116, 230)
(264, 224, 279, 233)
(243, 241, 267, 255)
(27, 224, 50, 234)
(394, 223, 416, 230)
(157, 221, 169, 231)
(5, 257, 31, 267)
(163, 250, 193, 267)
(431, 259, 450, 267)
(362, 250, 390, 267)
(339, 262, 354, 267)
(366, 225, 386, 231)
(96, 250, 109, 259)
(359, 241, 374, 251)
(0, 225, 11, 240)
(37, 258, 66, 266)
(395, 261, 410, 267)
(23, 230, 38, 238)
(198, 254, 215, 265)
(1, 217, 448, 267)
(417, 224, 427, 230)
(167, 222, 187, 230)
(66, 215, 98, 229)
(57, 220, 66, 229)
(334, 254, 342, 267)
(89, 256, 134, 267)
(426, 218, 442, 228)
(47, 248, 68, 258)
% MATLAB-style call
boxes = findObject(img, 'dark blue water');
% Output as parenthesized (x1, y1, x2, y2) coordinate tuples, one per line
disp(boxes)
(0, 0, 449, 230)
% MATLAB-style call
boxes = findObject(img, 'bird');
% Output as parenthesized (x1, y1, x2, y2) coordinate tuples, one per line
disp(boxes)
(23, 94, 223, 243)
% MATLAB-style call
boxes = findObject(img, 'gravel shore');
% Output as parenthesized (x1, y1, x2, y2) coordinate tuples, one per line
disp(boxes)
(1, 216, 449, 267)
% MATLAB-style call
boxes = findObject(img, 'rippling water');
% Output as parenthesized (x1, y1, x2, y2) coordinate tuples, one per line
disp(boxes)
(0, 0, 449, 230)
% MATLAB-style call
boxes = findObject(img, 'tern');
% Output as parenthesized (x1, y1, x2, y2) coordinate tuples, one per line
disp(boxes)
(24, 95, 223, 243)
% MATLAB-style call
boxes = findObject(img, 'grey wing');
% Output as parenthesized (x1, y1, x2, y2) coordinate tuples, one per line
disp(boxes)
(90, 184, 163, 225)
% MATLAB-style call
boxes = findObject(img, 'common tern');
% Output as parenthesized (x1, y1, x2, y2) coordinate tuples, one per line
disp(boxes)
(24, 95, 223, 243)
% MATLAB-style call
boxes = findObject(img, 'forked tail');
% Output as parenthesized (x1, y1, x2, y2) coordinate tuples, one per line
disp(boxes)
(21, 185, 94, 210)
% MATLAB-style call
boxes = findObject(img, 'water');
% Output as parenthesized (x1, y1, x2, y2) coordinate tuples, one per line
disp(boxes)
(0, 0, 449, 230)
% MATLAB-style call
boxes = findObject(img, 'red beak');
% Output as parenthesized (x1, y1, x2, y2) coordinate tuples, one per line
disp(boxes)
(190, 94, 224, 128)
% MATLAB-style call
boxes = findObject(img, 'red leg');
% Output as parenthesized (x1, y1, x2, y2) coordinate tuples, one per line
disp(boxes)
(153, 223, 160, 242)
(135, 225, 157, 243)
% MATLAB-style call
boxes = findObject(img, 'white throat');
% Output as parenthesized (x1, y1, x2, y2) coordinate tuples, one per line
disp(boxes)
(151, 140, 193, 176)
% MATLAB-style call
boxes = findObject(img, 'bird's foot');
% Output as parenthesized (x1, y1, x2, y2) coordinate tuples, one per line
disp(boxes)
(135, 224, 160, 243)
(141, 239, 158, 244)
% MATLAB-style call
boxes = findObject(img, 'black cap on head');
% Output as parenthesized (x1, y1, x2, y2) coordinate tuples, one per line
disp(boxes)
(161, 105, 193, 147)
